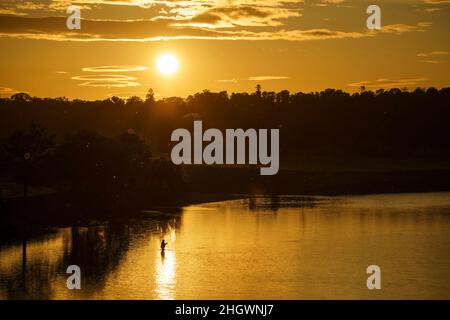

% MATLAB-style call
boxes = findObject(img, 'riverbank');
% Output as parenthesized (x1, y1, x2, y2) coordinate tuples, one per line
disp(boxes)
(0, 189, 251, 229)
(2, 155, 450, 227)
(185, 166, 450, 195)
(2, 168, 449, 225)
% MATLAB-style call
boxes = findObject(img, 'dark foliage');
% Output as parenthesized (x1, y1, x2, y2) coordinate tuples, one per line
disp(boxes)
(1, 87, 449, 157)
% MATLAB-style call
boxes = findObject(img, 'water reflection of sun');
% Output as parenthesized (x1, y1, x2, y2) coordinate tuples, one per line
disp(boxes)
(155, 230, 176, 300)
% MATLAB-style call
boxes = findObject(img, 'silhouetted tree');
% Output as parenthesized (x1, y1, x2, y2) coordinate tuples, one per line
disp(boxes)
(3, 124, 55, 197)
(11, 92, 32, 103)
(145, 88, 155, 105)
(0, 86, 449, 159)
(255, 84, 262, 98)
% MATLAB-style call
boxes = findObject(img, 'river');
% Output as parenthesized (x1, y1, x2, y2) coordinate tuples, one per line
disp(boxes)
(1, 192, 450, 299)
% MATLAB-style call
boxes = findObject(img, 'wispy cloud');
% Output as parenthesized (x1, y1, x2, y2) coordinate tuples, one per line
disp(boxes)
(167, 5, 301, 29)
(0, 86, 19, 97)
(416, 51, 448, 64)
(423, 0, 450, 4)
(71, 74, 141, 87)
(16, 2, 47, 11)
(0, 8, 27, 16)
(377, 22, 431, 34)
(72, 65, 146, 88)
(217, 79, 238, 83)
(82, 65, 148, 72)
(417, 60, 441, 64)
(348, 77, 429, 89)
(0, 9, 433, 42)
(217, 76, 289, 83)
(248, 76, 289, 81)
(417, 51, 449, 57)
(315, 0, 346, 7)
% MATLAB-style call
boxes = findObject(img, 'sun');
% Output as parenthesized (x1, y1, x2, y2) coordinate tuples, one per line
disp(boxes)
(156, 53, 179, 76)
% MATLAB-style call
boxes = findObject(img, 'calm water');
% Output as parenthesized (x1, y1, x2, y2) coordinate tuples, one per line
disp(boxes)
(1, 192, 450, 299)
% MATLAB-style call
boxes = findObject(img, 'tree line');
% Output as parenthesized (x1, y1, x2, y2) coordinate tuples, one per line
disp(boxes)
(1, 86, 449, 159)
(1, 86, 450, 204)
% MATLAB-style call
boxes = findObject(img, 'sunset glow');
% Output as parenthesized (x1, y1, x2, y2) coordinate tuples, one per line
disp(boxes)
(156, 54, 179, 76)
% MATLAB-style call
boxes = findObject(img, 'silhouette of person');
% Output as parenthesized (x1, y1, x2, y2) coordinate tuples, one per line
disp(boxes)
(160, 239, 167, 251)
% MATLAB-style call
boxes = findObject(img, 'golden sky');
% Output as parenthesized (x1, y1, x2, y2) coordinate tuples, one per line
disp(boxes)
(0, 0, 449, 99)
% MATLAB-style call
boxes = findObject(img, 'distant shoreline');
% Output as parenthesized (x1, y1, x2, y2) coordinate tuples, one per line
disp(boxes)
(2, 166, 450, 227)
(184, 166, 450, 196)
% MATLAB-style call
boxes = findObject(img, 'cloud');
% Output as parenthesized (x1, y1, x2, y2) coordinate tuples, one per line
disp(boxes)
(71, 74, 141, 87)
(420, 7, 444, 12)
(82, 65, 148, 72)
(0, 86, 18, 97)
(217, 79, 238, 83)
(429, 51, 448, 55)
(416, 51, 448, 64)
(50, 0, 304, 8)
(0, 0, 82, 15)
(417, 51, 449, 57)
(417, 60, 441, 64)
(168, 5, 301, 29)
(49, 0, 151, 9)
(0, 14, 433, 42)
(377, 22, 432, 34)
(45, 0, 304, 16)
(0, 8, 27, 16)
(423, 0, 450, 4)
(348, 77, 429, 89)
(315, 0, 345, 6)
(248, 76, 289, 81)
(16, 2, 48, 11)
(73, 66, 147, 88)
(217, 76, 289, 83)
